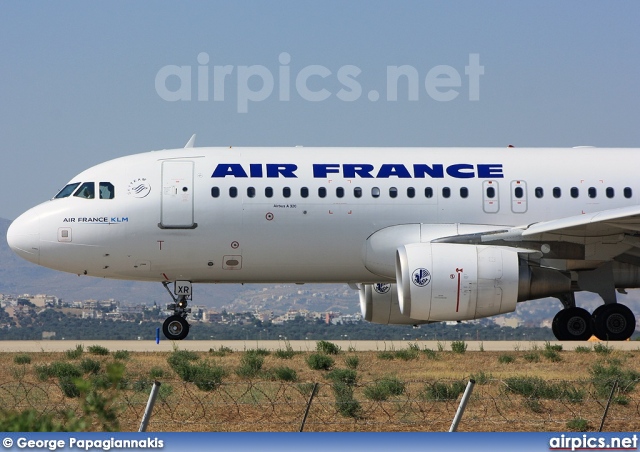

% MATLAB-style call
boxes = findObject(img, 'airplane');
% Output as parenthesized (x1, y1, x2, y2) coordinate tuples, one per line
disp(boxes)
(6, 137, 639, 341)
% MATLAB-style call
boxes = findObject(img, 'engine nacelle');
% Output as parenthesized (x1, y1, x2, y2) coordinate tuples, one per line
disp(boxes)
(359, 283, 431, 325)
(396, 243, 520, 321)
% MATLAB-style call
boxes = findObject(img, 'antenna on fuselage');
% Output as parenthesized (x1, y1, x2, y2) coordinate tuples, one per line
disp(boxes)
(184, 134, 196, 148)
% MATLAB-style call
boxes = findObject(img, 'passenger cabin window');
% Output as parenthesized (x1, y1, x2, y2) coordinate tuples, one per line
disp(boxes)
(229, 187, 238, 198)
(486, 186, 496, 199)
(283, 187, 291, 198)
(265, 187, 273, 198)
(624, 187, 633, 199)
(606, 187, 614, 198)
(535, 187, 544, 199)
(99, 182, 115, 199)
(74, 182, 95, 199)
(247, 187, 256, 198)
(389, 187, 398, 198)
(514, 187, 524, 199)
(300, 187, 309, 198)
(425, 187, 433, 198)
(553, 187, 561, 198)
(371, 187, 380, 198)
(460, 187, 469, 198)
(588, 187, 597, 199)
(354, 187, 362, 198)
(442, 187, 451, 198)
(55, 183, 80, 199)
(318, 187, 327, 198)
(570, 187, 579, 198)
(211, 187, 220, 198)
(336, 187, 344, 198)
(407, 187, 415, 198)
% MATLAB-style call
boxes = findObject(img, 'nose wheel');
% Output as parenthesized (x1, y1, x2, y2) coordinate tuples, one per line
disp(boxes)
(163, 315, 190, 341)
(161, 281, 192, 340)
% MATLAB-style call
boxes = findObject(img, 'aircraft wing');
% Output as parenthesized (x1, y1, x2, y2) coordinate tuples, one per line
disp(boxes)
(521, 204, 640, 238)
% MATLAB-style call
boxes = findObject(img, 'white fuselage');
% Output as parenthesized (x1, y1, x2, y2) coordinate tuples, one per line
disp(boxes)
(7, 147, 638, 285)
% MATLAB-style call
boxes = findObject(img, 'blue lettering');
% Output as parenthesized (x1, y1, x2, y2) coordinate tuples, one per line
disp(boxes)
(376, 164, 412, 178)
(413, 164, 444, 178)
(313, 164, 340, 178)
(446, 164, 475, 179)
(212, 162, 504, 179)
(249, 164, 263, 178)
(343, 164, 374, 178)
(477, 164, 504, 178)
(266, 164, 298, 178)
(212, 164, 248, 178)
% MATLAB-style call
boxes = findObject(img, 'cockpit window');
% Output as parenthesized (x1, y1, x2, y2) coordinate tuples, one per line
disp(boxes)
(74, 182, 95, 199)
(99, 182, 115, 199)
(54, 183, 80, 199)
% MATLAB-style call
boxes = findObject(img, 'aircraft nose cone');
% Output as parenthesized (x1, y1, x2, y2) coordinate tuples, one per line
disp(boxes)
(6, 213, 40, 264)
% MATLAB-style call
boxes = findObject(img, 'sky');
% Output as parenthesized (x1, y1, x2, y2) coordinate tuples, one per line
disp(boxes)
(1, 1, 639, 220)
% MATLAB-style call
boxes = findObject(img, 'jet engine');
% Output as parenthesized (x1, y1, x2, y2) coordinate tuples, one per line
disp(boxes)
(359, 282, 431, 325)
(395, 243, 571, 321)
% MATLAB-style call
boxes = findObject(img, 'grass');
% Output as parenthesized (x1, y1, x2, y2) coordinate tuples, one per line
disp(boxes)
(469, 371, 492, 385)
(13, 354, 31, 365)
(593, 343, 613, 355)
(344, 355, 359, 370)
(65, 345, 84, 359)
(87, 345, 109, 356)
(566, 417, 590, 432)
(316, 341, 341, 355)
(113, 350, 130, 360)
(363, 377, 405, 401)
(421, 381, 466, 401)
(523, 352, 540, 363)
(498, 354, 515, 364)
(377, 351, 395, 360)
(325, 368, 357, 386)
(1, 345, 639, 432)
(268, 366, 298, 382)
(306, 353, 334, 370)
(209, 346, 233, 357)
(504, 376, 585, 402)
(451, 341, 467, 354)
(235, 351, 265, 378)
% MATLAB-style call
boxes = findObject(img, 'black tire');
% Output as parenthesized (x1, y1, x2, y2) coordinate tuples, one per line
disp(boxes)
(552, 307, 593, 341)
(592, 304, 636, 341)
(163, 315, 190, 340)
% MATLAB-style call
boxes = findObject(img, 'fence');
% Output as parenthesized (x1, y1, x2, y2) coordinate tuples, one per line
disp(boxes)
(1, 378, 639, 432)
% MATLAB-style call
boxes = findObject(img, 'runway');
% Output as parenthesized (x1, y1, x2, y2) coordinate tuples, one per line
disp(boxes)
(0, 340, 638, 353)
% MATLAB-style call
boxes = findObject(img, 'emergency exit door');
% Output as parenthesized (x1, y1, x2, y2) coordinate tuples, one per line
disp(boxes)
(160, 161, 197, 229)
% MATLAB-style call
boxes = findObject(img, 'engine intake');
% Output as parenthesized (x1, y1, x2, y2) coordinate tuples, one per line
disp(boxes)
(396, 243, 570, 321)
(359, 283, 431, 325)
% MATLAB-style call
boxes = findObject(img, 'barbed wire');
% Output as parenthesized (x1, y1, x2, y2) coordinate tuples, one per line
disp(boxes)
(1, 378, 638, 432)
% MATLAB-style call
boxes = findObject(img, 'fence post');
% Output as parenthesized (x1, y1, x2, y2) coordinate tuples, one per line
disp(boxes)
(139, 381, 162, 432)
(449, 379, 475, 432)
(598, 379, 618, 432)
(299, 383, 319, 432)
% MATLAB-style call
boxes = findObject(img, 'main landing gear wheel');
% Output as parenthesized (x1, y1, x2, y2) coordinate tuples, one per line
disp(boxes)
(552, 307, 592, 341)
(592, 304, 636, 341)
(163, 315, 190, 341)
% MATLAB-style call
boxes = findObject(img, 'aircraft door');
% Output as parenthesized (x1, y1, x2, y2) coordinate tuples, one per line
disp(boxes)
(511, 180, 528, 213)
(160, 161, 197, 229)
(482, 180, 499, 213)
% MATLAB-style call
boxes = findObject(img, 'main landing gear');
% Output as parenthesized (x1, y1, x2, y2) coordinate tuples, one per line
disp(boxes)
(161, 281, 191, 340)
(552, 293, 636, 341)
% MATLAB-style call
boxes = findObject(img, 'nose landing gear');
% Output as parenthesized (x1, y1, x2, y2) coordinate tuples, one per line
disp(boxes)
(161, 281, 191, 340)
